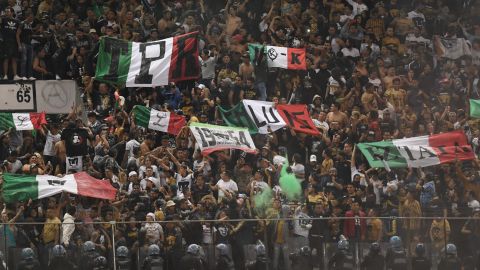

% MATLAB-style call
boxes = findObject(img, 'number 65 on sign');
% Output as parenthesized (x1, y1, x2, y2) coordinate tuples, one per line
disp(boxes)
(0, 82, 36, 112)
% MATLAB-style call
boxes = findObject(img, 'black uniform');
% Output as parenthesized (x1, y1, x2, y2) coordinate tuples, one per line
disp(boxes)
(216, 255, 234, 270)
(361, 253, 385, 270)
(328, 251, 355, 270)
(385, 249, 408, 270)
(116, 257, 131, 270)
(79, 251, 99, 270)
(142, 255, 164, 270)
(179, 253, 203, 270)
(1, 17, 19, 58)
(438, 256, 462, 270)
(247, 256, 270, 270)
(291, 254, 314, 270)
(17, 258, 41, 270)
(411, 256, 431, 270)
(49, 257, 77, 270)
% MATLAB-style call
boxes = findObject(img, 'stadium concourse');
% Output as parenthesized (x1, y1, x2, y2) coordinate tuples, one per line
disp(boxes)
(1, 0, 480, 269)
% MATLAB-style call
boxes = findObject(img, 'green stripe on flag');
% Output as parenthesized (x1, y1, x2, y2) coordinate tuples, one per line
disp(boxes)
(357, 141, 408, 168)
(218, 103, 258, 134)
(470, 99, 480, 118)
(95, 37, 132, 85)
(133, 105, 151, 128)
(0, 113, 14, 131)
(2, 174, 38, 203)
(248, 43, 265, 63)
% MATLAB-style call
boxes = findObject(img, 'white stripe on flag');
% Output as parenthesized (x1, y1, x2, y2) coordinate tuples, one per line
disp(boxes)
(266, 46, 288, 69)
(126, 38, 174, 87)
(37, 174, 78, 199)
(12, 113, 33, 130)
(148, 109, 170, 133)
(392, 136, 440, 168)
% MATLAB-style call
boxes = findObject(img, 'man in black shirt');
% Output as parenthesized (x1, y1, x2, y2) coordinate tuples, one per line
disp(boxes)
(17, 10, 35, 80)
(61, 122, 90, 157)
(1, 7, 20, 80)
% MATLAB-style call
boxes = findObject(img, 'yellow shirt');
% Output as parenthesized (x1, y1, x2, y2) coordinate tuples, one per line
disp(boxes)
(384, 88, 406, 110)
(320, 158, 334, 175)
(275, 220, 285, 244)
(43, 217, 61, 244)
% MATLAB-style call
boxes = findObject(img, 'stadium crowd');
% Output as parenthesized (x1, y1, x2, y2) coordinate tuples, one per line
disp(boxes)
(1, 0, 480, 269)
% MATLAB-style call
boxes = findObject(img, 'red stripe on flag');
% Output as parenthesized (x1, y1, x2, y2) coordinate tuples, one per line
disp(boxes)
(428, 130, 475, 163)
(167, 113, 186, 135)
(287, 48, 306, 70)
(74, 172, 117, 200)
(276, 104, 319, 135)
(29, 112, 47, 129)
(169, 32, 200, 83)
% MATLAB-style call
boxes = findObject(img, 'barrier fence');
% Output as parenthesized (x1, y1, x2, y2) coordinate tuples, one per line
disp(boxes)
(0, 216, 479, 270)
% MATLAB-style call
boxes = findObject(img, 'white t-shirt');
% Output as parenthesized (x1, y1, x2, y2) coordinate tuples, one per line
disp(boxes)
(293, 208, 312, 238)
(216, 179, 238, 200)
(341, 47, 360, 58)
(175, 172, 194, 196)
(125, 139, 140, 158)
(199, 55, 217, 79)
(43, 131, 61, 156)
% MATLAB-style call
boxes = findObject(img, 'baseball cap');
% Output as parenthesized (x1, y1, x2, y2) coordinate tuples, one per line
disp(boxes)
(89, 29, 97, 34)
(128, 171, 138, 177)
(310, 155, 317, 162)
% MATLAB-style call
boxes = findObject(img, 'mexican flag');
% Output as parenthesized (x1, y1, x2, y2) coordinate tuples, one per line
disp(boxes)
(133, 105, 185, 135)
(0, 112, 46, 131)
(357, 130, 474, 168)
(95, 32, 199, 87)
(470, 99, 480, 118)
(2, 172, 117, 203)
(265, 46, 306, 70)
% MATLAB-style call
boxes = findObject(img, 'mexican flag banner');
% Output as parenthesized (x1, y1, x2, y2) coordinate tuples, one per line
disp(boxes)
(357, 130, 474, 168)
(95, 32, 199, 87)
(189, 122, 257, 154)
(265, 46, 306, 70)
(218, 103, 258, 134)
(0, 112, 46, 131)
(2, 172, 117, 203)
(133, 105, 185, 135)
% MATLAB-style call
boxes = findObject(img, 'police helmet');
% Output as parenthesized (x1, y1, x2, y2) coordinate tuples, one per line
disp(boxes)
(148, 244, 161, 256)
(52, 245, 66, 257)
(21, 248, 35, 260)
(370, 242, 381, 253)
(116, 246, 129, 258)
(83, 241, 96, 252)
(415, 243, 426, 256)
(187, 244, 201, 256)
(300, 246, 311, 256)
(389, 236, 402, 250)
(94, 256, 107, 268)
(216, 243, 229, 256)
(446, 243, 457, 255)
(338, 239, 349, 250)
(256, 242, 266, 256)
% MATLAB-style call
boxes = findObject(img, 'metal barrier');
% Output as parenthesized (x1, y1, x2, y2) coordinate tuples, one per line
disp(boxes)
(0, 216, 479, 270)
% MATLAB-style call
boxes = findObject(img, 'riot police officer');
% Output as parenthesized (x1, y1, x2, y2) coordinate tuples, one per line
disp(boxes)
(142, 244, 164, 270)
(93, 256, 108, 270)
(386, 236, 407, 270)
(79, 241, 99, 270)
(49, 244, 77, 270)
(411, 243, 431, 270)
(247, 241, 270, 270)
(360, 242, 385, 270)
(180, 244, 204, 270)
(17, 248, 41, 270)
(290, 246, 314, 270)
(438, 243, 463, 270)
(328, 237, 355, 270)
(116, 246, 131, 270)
(215, 243, 234, 270)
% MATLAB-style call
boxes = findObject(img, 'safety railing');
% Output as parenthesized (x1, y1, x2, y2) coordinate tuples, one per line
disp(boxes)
(0, 216, 479, 270)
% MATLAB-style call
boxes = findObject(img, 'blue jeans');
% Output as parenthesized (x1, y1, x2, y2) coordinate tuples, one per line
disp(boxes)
(20, 43, 33, 78)
(273, 243, 290, 270)
(255, 81, 267, 101)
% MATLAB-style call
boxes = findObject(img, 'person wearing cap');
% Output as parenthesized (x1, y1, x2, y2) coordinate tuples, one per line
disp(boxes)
(248, 169, 269, 197)
(142, 212, 164, 244)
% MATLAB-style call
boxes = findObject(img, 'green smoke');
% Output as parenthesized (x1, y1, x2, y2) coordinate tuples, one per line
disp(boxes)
(253, 186, 273, 211)
(279, 158, 302, 201)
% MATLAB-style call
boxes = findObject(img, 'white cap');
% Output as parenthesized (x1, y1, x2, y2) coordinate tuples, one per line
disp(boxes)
(197, 84, 206, 89)
(128, 171, 137, 177)
(468, 200, 480, 209)
(310, 155, 317, 162)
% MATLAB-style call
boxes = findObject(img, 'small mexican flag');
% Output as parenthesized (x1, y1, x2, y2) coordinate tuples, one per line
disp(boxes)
(133, 105, 185, 135)
(2, 172, 117, 203)
(0, 112, 46, 131)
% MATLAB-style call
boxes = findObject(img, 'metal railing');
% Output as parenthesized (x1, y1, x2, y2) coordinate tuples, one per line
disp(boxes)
(0, 216, 479, 270)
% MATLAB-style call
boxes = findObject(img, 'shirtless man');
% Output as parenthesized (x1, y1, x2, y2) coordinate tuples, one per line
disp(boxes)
(326, 103, 349, 129)
(54, 140, 66, 175)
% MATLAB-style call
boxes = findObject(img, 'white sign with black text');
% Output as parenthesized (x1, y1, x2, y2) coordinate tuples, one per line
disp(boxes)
(242, 100, 286, 134)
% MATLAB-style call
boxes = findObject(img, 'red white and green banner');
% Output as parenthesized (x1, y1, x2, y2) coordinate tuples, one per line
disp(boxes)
(220, 100, 319, 135)
(0, 112, 46, 131)
(95, 32, 199, 87)
(189, 122, 257, 154)
(2, 172, 117, 202)
(357, 130, 474, 168)
(265, 46, 306, 70)
(133, 105, 185, 135)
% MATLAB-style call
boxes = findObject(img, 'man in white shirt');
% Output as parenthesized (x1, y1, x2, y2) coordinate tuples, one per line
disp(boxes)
(61, 206, 76, 246)
(211, 171, 238, 202)
(346, 0, 368, 16)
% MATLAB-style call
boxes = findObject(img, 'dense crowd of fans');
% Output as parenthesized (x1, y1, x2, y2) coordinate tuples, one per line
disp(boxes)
(2, 0, 480, 269)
